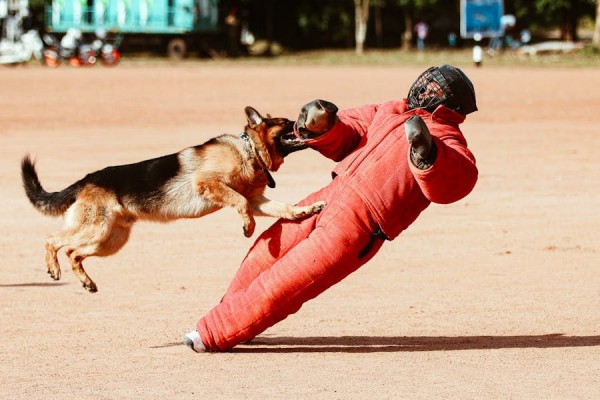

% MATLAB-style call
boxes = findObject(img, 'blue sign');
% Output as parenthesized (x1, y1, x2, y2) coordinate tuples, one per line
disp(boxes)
(461, 0, 504, 38)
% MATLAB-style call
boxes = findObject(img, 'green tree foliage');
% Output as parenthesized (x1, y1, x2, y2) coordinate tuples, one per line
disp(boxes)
(242, 0, 354, 49)
(508, 0, 596, 40)
(297, 1, 354, 47)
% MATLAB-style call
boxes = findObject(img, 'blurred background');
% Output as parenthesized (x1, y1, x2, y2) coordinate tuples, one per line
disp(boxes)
(1, 0, 600, 65)
(1, 2, 599, 397)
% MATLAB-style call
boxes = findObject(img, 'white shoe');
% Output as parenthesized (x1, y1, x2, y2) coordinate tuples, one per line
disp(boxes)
(183, 330, 206, 353)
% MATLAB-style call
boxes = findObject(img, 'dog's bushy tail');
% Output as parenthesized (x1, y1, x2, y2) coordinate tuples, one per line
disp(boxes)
(21, 155, 80, 216)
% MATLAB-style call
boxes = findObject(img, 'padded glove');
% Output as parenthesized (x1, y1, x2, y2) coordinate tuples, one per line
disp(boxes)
(296, 99, 339, 139)
(405, 115, 437, 170)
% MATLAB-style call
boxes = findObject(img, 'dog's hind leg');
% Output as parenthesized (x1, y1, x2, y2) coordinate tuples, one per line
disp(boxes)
(62, 225, 103, 292)
(62, 203, 129, 293)
(64, 212, 133, 293)
(65, 216, 132, 293)
(63, 226, 108, 293)
(65, 246, 99, 293)
(44, 221, 88, 281)
(45, 231, 69, 281)
(59, 186, 132, 292)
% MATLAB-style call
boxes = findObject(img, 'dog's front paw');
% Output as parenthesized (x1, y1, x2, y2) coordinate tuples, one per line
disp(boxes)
(309, 201, 327, 214)
(292, 201, 327, 219)
(243, 220, 256, 238)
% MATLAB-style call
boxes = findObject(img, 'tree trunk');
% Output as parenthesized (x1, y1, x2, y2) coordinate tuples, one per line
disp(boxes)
(568, 0, 578, 42)
(560, 0, 578, 42)
(593, 0, 600, 49)
(402, 9, 412, 50)
(374, 2, 383, 48)
(265, 0, 274, 56)
(354, 0, 370, 55)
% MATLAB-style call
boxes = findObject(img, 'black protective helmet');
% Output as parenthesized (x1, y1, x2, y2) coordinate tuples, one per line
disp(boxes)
(407, 65, 478, 115)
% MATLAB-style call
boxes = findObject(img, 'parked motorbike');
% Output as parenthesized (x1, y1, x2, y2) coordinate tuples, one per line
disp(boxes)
(42, 28, 121, 68)
(41, 34, 61, 67)
(90, 29, 122, 66)
(42, 28, 95, 67)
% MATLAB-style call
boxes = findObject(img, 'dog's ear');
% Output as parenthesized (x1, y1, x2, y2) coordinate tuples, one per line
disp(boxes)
(244, 107, 273, 170)
(245, 106, 263, 128)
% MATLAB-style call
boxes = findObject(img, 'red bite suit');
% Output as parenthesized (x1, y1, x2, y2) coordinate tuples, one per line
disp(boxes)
(196, 99, 478, 351)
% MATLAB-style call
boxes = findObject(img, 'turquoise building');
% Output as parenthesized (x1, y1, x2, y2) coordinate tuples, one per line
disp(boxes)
(46, 0, 219, 34)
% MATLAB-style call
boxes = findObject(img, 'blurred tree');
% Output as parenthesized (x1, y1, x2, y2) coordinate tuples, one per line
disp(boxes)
(354, 0, 370, 54)
(373, 0, 383, 47)
(391, 0, 439, 49)
(536, 0, 577, 40)
(27, 0, 50, 30)
(294, 1, 353, 48)
(508, 0, 596, 41)
(593, 0, 600, 48)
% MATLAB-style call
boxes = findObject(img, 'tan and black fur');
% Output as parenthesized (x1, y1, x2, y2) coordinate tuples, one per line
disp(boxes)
(21, 107, 325, 293)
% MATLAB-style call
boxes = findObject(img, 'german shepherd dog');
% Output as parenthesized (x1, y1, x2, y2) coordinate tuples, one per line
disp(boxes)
(21, 107, 325, 293)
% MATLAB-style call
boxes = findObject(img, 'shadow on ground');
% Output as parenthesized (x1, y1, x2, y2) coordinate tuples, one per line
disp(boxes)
(231, 334, 600, 353)
(0, 282, 68, 288)
(153, 334, 600, 353)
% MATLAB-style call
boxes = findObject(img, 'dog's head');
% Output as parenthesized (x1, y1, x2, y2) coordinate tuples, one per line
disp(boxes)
(244, 106, 308, 172)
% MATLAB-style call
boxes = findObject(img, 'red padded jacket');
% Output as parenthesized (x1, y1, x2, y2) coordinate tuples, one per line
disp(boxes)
(304, 99, 478, 240)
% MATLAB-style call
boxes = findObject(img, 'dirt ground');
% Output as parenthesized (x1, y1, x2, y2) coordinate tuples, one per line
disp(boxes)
(1, 62, 599, 399)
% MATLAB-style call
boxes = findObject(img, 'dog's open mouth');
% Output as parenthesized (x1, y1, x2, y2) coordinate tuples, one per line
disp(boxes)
(277, 123, 308, 156)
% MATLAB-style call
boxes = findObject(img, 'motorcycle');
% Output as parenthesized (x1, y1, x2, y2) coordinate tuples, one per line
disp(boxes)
(42, 28, 95, 67)
(90, 29, 122, 66)
(42, 28, 122, 68)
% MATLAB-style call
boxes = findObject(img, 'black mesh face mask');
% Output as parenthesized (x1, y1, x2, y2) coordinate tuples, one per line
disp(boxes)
(407, 65, 478, 115)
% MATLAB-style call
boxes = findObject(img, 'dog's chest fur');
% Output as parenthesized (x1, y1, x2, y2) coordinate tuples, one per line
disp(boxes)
(139, 135, 265, 220)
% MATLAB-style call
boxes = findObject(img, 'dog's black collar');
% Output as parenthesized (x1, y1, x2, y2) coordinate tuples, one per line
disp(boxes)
(240, 132, 276, 188)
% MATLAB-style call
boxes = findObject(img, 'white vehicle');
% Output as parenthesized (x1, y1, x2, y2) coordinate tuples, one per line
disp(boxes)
(0, 0, 42, 65)
(0, 29, 43, 65)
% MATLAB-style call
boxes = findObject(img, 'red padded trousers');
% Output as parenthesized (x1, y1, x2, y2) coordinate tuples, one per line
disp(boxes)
(196, 177, 384, 351)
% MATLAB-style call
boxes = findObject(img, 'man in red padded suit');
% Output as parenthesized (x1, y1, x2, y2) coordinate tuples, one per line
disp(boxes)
(184, 65, 479, 352)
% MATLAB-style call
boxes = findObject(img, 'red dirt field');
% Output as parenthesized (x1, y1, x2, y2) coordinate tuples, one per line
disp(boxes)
(1, 63, 599, 399)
